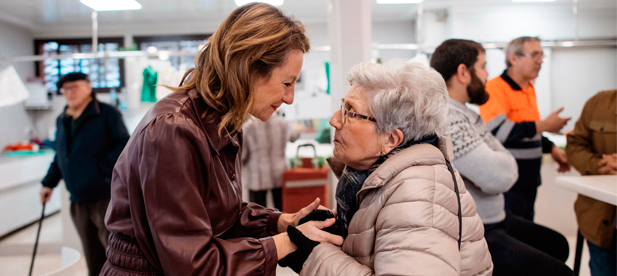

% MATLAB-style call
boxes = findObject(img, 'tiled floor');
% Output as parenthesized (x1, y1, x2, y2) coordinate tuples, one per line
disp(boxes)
(0, 157, 596, 275)
(0, 213, 88, 276)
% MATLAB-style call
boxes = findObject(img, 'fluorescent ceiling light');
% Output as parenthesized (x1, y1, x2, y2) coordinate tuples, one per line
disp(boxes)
(80, 0, 142, 11)
(560, 41, 575, 47)
(512, 0, 556, 2)
(377, 0, 424, 4)
(234, 0, 284, 7)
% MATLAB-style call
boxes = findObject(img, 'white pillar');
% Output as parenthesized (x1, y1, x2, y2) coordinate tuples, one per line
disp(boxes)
(327, 0, 371, 209)
(327, 0, 372, 108)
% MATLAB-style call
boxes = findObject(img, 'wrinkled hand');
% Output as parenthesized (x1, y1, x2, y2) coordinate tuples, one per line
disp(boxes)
(296, 218, 343, 246)
(541, 108, 571, 133)
(551, 146, 571, 173)
(598, 154, 617, 175)
(40, 187, 53, 205)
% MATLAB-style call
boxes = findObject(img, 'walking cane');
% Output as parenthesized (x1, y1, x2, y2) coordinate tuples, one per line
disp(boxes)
(29, 196, 47, 276)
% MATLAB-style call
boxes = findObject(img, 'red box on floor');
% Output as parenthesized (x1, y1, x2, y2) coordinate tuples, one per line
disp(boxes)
(281, 167, 329, 213)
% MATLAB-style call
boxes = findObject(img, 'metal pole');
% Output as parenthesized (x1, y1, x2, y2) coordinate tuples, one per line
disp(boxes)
(573, 0, 579, 41)
(92, 10, 98, 53)
(28, 202, 46, 276)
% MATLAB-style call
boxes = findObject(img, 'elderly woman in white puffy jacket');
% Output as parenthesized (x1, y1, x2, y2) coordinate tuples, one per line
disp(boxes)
(298, 61, 493, 276)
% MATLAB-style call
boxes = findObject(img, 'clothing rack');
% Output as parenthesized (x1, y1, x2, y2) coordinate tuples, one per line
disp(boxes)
(0, 39, 614, 64)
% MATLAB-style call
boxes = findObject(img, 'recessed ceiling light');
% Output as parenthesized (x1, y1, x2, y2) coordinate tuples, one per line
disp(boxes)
(234, 0, 284, 7)
(377, 0, 424, 4)
(512, 0, 556, 2)
(80, 0, 142, 11)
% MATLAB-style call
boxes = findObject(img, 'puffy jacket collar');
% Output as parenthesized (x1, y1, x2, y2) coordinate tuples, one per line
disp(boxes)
(356, 136, 454, 201)
(187, 89, 240, 154)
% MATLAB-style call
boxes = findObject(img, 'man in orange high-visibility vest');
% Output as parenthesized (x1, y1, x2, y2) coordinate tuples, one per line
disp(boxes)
(479, 36, 571, 221)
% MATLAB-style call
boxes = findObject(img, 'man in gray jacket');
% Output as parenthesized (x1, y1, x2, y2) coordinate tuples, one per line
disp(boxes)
(431, 39, 572, 276)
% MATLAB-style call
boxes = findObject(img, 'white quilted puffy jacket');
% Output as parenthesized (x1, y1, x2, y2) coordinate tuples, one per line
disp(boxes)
(300, 137, 493, 276)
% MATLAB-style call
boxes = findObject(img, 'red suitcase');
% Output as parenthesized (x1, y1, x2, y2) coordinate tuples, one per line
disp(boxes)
(281, 144, 329, 213)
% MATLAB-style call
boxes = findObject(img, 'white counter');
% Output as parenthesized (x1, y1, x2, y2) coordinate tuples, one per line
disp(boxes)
(0, 152, 61, 237)
(556, 175, 617, 205)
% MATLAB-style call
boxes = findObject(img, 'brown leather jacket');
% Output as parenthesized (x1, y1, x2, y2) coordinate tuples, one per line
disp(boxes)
(104, 89, 281, 275)
(566, 89, 616, 248)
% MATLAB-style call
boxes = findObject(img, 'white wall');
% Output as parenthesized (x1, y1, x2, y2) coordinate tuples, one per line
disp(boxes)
(423, 4, 617, 130)
(373, 20, 415, 62)
(446, 5, 616, 42)
(551, 47, 617, 130)
(0, 21, 35, 148)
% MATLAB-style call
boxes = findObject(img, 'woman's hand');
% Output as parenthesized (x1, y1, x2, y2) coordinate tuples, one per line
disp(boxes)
(273, 218, 343, 260)
(277, 198, 336, 233)
(296, 218, 343, 246)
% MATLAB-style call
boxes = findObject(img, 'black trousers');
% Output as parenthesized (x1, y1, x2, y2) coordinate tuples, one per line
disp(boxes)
(249, 188, 282, 211)
(70, 198, 110, 276)
(504, 158, 542, 221)
(485, 211, 574, 276)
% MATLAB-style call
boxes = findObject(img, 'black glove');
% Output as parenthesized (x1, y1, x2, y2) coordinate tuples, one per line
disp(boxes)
(278, 225, 320, 273)
(278, 209, 343, 273)
(298, 209, 342, 237)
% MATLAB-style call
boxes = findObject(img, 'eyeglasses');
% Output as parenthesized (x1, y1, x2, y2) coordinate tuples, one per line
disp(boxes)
(59, 83, 85, 94)
(340, 98, 377, 124)
(516, 51, 546, 60)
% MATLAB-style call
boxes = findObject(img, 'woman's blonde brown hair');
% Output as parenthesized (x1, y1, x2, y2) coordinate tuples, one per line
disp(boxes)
(173, 3, 310, 135)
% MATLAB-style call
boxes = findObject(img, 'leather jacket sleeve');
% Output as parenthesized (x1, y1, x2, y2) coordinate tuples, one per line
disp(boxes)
(219, 202, 282, 239)
(134, 113, 278, 276)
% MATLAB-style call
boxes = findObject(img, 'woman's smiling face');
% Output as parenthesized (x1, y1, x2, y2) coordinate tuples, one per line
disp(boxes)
(249, 49, 304, 121)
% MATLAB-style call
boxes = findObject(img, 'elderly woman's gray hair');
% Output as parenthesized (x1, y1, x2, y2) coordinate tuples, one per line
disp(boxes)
(347, 60, 449, 144)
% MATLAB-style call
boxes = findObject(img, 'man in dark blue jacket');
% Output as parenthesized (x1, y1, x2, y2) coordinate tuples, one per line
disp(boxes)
(40, 72, 129, 276)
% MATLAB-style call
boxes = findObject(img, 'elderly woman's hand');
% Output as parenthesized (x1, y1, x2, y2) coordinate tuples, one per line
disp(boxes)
(296, 218, 343, 246)
(277, 218, 343, 273)
(273, 218, 343, 259)
(277, 198, 336, 233)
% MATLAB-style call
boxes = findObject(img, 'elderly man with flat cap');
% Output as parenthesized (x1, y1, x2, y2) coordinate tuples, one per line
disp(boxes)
(40, 72, 129, 276)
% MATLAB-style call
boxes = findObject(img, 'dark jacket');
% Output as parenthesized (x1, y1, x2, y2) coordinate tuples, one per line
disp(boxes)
(42, 99, 129, 203)
(103, 89, 281, 276)
(566, 89, 616, 248)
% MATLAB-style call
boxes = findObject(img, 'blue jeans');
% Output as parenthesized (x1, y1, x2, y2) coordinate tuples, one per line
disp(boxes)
(587, 230, 617, 276)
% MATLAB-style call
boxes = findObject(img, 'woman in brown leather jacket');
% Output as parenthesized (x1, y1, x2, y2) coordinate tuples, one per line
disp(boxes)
(101, 3, 342, 276)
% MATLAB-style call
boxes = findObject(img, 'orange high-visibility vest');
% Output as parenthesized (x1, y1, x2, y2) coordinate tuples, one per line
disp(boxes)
(480, 73, 540, 124)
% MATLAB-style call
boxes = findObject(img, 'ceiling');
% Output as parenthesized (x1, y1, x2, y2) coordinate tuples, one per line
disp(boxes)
(0, 0, 614, 31)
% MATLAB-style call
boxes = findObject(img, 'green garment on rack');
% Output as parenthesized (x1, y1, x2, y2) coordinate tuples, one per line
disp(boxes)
(141, 66, 157, 102)
(325, 61, 330, 95)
